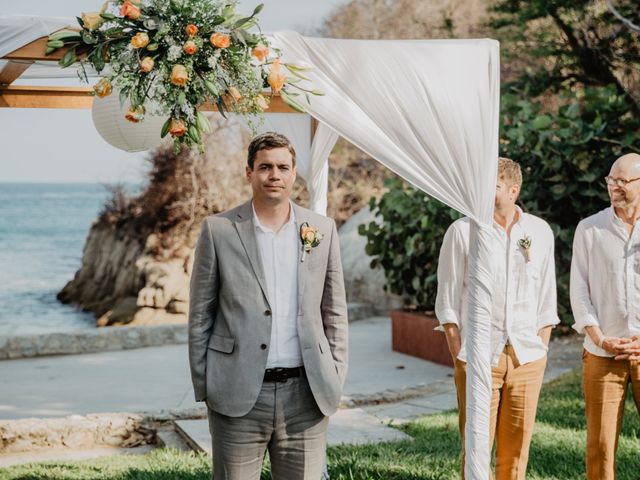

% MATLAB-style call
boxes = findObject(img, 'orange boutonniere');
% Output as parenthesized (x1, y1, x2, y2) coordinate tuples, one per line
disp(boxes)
(300, 222, 323, 262)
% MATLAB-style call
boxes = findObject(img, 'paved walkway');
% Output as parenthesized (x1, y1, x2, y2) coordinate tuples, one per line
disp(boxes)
(0, 317, 459, 420)
(0, 317, 583, 465)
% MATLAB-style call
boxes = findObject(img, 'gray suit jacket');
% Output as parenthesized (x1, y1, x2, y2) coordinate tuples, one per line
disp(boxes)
(188, 200, 348, 417)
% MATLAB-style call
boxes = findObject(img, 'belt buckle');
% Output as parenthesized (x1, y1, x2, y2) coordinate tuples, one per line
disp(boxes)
(271, 367, 288, 382)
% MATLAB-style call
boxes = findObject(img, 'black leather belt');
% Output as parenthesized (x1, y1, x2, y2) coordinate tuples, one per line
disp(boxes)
(264, 366, 305, 382)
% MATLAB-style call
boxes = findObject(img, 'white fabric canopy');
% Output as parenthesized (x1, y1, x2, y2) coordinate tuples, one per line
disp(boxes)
(273, 32, 500, 479)
(1, 18, 500, 478)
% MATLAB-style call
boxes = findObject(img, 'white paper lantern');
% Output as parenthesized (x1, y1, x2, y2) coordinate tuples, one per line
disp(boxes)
(91, 92, 167, 152)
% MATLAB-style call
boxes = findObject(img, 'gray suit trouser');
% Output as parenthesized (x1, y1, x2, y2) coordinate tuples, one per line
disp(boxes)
(208, 374, 328, 480)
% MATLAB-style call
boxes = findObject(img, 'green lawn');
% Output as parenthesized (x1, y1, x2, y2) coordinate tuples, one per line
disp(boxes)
(2, 369, 639, 480)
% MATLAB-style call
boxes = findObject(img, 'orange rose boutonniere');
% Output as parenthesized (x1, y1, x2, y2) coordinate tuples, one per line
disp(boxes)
(300, 222, 323, 262)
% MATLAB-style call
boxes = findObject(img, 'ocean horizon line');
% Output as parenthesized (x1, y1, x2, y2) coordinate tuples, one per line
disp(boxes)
(0, 181, 142, 186)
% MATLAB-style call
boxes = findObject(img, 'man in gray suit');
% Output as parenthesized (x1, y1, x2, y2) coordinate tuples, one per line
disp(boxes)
(188, 131, 348, 480)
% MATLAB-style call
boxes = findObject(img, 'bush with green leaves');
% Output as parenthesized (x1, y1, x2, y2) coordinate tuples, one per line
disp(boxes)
(360, 85, 640, 321)
(358, 178, 461, 310)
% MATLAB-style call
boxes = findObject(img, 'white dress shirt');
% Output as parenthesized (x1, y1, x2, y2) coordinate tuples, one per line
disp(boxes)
(570, 206, 640, 357)
(252, 202, 302, 368)
(435, 208, 559, 366)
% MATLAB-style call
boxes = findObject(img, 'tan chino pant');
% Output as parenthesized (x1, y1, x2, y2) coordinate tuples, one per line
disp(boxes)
(454, 346, 547, 480)
(582, 350, 640, 480)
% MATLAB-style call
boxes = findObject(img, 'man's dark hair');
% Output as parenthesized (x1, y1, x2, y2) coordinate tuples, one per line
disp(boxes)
(247, 132, 296, 169)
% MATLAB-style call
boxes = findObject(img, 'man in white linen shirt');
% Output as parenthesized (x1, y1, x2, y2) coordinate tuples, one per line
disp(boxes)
(436, 157, 559, 480)
(570, 152, 640, 480)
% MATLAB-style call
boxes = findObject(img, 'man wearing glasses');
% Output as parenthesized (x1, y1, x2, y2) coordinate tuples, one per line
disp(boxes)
(570, 152, 640, 480)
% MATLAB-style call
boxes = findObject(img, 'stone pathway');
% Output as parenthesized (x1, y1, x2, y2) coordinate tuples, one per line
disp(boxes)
(171, 330, 583, 449)
(0, 317, 584, 466)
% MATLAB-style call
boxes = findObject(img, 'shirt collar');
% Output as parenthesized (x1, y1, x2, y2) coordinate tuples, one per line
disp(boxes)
(252, 201, 297, 234)
(493, 205, 526, 233)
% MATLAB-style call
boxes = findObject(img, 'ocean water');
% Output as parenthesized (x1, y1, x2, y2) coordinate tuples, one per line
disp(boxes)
(0, 183, 115, 336)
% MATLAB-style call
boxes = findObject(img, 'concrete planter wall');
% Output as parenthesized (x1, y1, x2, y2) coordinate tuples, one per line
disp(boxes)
(390, 309, 453, 367)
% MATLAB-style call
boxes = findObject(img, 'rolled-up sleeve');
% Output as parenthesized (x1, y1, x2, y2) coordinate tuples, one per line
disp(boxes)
(570, 222, 600, 333)
(537, 227, 560, 329)
(435, 223, 466, 327)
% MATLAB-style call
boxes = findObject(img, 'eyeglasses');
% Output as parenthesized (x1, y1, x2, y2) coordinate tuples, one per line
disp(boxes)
(604, 176, 640, 187)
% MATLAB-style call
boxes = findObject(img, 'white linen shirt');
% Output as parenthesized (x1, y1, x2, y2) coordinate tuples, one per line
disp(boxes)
(570, 206, 640, 357)
(435, 208, 559, 366)
(252, 202, 302, 368)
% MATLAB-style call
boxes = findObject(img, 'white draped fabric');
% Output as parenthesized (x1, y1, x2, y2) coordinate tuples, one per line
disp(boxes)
(272, 32, 500, 479)
(0, 15, 71, 58)
(1, 18, 501, 477)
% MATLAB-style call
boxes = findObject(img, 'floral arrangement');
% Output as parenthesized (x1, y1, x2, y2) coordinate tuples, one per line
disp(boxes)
(46, 0, 319, 149)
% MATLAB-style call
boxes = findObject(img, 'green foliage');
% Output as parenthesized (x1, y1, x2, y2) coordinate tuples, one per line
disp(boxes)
(360, 85, 640, 319)
(501, 85, 640, 322)
(489, 0, 640, 109)
(358, 178, 461, 310)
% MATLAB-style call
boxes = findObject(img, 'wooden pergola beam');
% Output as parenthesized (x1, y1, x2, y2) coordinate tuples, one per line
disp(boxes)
(0, 61, 34, 86)
(2, 36, 65, 62)
(0, 85, 300, 113)
(0, 86, 91, 108)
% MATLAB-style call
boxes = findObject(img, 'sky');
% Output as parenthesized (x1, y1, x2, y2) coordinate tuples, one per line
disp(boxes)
(0, 0, 347, 183)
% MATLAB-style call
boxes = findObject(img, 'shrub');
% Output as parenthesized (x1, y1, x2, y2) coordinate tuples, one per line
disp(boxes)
(358, 177, 460, 310)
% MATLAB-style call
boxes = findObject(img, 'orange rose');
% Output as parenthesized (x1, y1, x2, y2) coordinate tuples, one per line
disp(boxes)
(183, 40, 197, 55)
(140, 56, 154, 73)
(267, 58, 286, 93)
(119, 0, 141, 20)
(185, 24, 198, 37)
(170, 64, 189, 87)
(252, 43, 269, 62)
(169, 118, 187, 137)
(124, 105, 145, 123)
(81, 12, 103, 31)
(210, 32, 230, 49)
(131, 32, 149, 49)
(93, 77, 112, 98)
(301, 226, 316, 243)
(256, 94, 270, 110)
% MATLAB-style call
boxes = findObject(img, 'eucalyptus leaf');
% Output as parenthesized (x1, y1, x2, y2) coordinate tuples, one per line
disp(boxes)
(58, 48, 77, 68)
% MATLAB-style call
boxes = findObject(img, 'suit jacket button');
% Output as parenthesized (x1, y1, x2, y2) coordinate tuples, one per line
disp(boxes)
(260, 343, 267, 350)
(264, 310, 272, 316)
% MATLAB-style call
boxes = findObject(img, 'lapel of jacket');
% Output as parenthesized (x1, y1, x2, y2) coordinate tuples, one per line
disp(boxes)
(233, 200, 271, 309)
(292, 202, 311, 313)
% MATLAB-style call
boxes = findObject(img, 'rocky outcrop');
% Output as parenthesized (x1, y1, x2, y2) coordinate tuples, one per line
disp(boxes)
(57, 117, 251, 327)
(58, 222, 144, 322)
(57, 224, 190, 326)
(0, 413, 154, 453)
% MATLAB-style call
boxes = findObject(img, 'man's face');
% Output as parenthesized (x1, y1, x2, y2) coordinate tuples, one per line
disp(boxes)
(608, 162, 640, 209)
(495, 175, 519, 210)
(246, 147, 296, 205)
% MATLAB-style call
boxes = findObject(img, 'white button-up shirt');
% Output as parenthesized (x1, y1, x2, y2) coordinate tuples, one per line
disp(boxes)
(252, 203, 302, 368)
(570, 206, 640, 357)
(435, 208, 559, 366)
